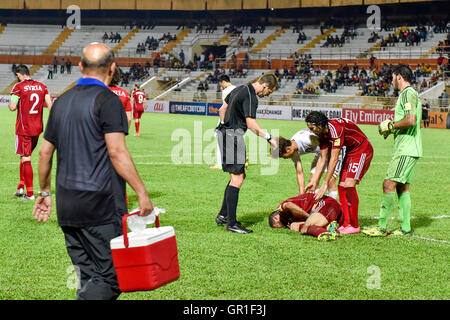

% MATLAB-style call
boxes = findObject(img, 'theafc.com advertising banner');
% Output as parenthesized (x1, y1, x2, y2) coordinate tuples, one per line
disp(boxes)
(257, 105, 292, 120)
(146, 100, 170, 113)
(292, 106, 342, 121)
(170, 101, 207, 115)
(342, 108, 394, 125)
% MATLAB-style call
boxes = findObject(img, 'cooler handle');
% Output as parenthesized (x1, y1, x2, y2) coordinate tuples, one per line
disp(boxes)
(122, 210, 160, 248)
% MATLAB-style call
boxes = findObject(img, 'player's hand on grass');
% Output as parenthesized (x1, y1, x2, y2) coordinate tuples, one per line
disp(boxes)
(378, 119, 394, 139)
(33, 196, 52, 223)
(137, 193, 154, 216)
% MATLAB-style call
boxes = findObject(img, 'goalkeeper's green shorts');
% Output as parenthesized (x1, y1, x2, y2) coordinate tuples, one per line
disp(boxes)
(385, 155, 419, 184)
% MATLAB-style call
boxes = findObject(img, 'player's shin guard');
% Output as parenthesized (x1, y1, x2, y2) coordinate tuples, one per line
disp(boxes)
(346, 187, 359, 228)
(218, 181, 230, 217)
(338, 185, 349, 227)
(22, 160, 34, 197)
(398, 192, 411, 232)
(18, 161, 25, 190)
(379, 192, 395, 230)
(225, 185, 240, 227)
(135, 120, 140, 135)
(306, 225, 328, 238)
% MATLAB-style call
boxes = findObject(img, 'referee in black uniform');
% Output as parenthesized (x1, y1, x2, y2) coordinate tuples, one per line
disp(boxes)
(33, 43, 154, 300)
(215, 74, 278, 233)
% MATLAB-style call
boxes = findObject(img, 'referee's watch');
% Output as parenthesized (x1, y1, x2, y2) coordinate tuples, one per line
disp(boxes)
(264, 133, 272, 142)
(38, 191, 51, 197)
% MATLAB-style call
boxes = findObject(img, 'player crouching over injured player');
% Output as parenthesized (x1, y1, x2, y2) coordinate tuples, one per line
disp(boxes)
(268, 193, 342, 241)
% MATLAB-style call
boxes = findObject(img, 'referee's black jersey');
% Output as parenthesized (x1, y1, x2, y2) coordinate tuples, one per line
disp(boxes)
(44, 78, 129, 228)
(223, 84, 258, 132)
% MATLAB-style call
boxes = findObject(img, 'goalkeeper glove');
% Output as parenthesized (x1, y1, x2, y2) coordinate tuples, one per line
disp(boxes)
(378, 119, 394, 139)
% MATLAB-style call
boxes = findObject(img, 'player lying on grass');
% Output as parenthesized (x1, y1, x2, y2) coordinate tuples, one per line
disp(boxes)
(278, 130, 345, 199)
(268, 192, 342, 241)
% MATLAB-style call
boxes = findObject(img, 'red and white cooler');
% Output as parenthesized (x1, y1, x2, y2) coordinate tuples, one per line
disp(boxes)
(110, 210, 180, 292)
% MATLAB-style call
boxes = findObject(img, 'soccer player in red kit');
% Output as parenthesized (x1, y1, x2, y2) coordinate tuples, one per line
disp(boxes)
(109, 68, 132, 128)
(9, 64, 53, 200)
(268, 193, 341, 241)
(305, 111, 373, 234)
(131, 84, 146, 136)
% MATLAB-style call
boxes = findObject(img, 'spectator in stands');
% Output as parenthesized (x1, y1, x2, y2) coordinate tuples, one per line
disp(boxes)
(47, 65, 53, 80)
(53, 57, 58, 74)
(66, 59, 72, 74)
(60, 58, 65, 74)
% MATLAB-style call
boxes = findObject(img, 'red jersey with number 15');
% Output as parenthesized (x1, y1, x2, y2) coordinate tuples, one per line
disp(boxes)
(132, 90, 146, 112)
(11, 79, 49, 136)
(109, 86, 132, 112)
(320, 118, 371, 155)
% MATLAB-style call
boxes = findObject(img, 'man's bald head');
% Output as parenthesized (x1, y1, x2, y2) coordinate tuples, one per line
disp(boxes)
(81, 43, 115, 75)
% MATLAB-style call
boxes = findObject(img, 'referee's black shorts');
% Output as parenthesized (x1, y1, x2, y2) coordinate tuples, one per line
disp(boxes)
(217, 128, 246, 174)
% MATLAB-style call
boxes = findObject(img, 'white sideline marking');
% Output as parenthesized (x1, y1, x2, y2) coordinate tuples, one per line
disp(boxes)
(411, 235, 450, 244)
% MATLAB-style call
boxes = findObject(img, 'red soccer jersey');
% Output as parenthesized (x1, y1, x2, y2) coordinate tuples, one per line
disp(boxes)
(132, 90, 146, 112)
(320, 118, 370, 154)
(278, 193, 341, 226)
(11, 79, 49, 136)
(109, 86, 132, 112)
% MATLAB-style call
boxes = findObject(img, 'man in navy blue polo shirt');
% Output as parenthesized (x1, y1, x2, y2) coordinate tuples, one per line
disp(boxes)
(32, 43, 155, 300)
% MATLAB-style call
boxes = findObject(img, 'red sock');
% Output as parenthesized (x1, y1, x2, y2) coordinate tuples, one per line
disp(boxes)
(22, 161, 34, 197)
(18, 161, 25, 190)
(306, 225, 328, 238)
(135, 121, 140, 134)
(338, 185, 349, 227)
(297, 222, 305, 232)
(346, 187, 359, 228)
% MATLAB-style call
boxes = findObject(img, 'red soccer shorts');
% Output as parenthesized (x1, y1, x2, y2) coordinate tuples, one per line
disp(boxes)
(133, 107, 144, 119)
(312, 197, 342, 223)
(339, 142, 373, 184)
(15, 135, 39, 157)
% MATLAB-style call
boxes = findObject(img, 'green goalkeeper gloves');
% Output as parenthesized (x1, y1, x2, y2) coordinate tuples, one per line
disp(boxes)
(378, 119, 394, 139)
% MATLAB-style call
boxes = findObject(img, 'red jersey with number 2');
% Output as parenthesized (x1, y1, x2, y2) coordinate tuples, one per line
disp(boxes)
(110, 86, 132, 112)
(11, 79, 49, 136)
(132, 90, 146, 112)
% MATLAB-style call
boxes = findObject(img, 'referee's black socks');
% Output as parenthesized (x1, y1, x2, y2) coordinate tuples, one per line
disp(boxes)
(225, 184, 240, 226)
(219, 181, 230, 217)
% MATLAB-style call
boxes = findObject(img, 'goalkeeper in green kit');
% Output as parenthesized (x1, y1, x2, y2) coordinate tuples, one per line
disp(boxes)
(363, 64, 422, 237)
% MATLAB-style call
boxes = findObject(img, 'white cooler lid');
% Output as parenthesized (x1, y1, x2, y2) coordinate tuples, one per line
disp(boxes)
(110, 226, 175, 249)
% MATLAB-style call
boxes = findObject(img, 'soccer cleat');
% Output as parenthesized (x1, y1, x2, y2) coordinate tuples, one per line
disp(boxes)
(317, 232, 336, 242)
(339, 225, 360, 234)
(210, 165, 222, 170)
(327, 221, 341, 237)
(14, 188, 24, 197)
(226, 222, 253, 234)
(337, 225, 347, 233)
(390, 229, 412, 236)
(215, 214, 228, 225)
(362, 226, 388, 237)
(19, 195, 35, 201)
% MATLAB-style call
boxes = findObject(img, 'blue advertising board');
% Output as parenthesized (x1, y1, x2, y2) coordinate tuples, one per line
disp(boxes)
(207, 103, 222, 116)
(169, 101, 207, 115)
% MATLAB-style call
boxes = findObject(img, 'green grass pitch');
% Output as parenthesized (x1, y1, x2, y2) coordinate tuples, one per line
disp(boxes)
(0, 109, 449, 300)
